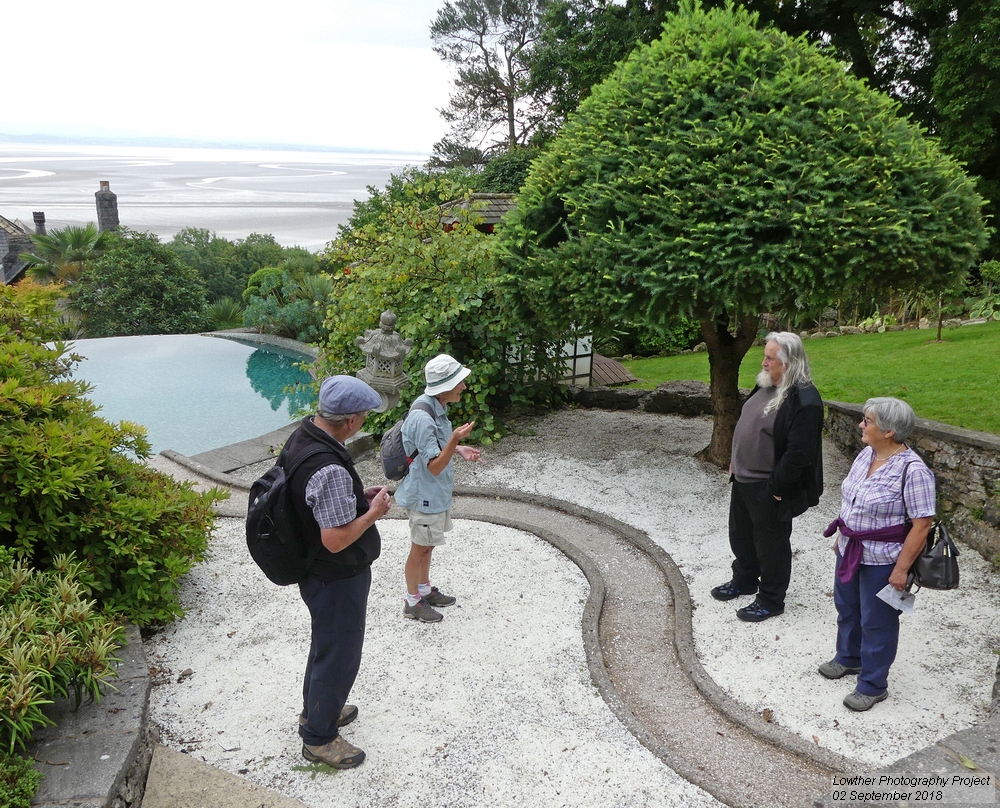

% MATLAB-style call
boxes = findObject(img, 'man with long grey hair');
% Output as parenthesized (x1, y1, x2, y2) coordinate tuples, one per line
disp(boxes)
(711, 331, 824, 622)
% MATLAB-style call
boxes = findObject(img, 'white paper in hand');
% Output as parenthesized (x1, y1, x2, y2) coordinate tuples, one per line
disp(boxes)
(876, 584, 915, 614)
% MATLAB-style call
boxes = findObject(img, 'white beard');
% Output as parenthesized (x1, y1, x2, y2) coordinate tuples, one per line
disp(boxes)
(756, 369, 775, 389)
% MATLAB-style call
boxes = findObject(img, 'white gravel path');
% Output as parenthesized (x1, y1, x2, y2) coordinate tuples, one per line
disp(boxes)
(145, 409, 1000, 806)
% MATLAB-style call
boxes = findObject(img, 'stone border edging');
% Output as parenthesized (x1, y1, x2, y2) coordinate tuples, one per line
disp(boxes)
(161, 449, 247, 488)
(454, 509, 758, 808)
(159, 436, 856, 791)
(452, 486, 857, 778)
(201, 330, 320, 358)
(28, 624, 153, 808)
(157, 441, 857, 780)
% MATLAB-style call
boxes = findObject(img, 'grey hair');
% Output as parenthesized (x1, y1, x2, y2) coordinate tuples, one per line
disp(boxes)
(316, 410, 365, 426)
(863, 397, 915, 443)
(762, 331, 813, 415)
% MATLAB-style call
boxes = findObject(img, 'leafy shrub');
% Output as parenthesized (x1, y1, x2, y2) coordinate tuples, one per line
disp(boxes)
(0, 751, 40, 808)
(71, 229, 210, 337)
(968, 260, 1000, 320)
(0, 548, 125, 752)
(595, 317, 702, 357)
(0, 281, 64, 337)
(206, 296, 246, 330)
(0, 292, 223, 624)
(170, 229, 309, 303)
(243, 267, 334, 343)
(321, 180, 566, 443)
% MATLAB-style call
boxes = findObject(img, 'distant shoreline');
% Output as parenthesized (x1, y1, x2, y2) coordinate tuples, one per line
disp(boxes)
(0, 144, 424, 251)
(0, 130, 430, 160)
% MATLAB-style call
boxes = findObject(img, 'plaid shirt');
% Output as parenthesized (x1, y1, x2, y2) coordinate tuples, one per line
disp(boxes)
(305, 461, 357, 529)
(836, 447, 936, 566)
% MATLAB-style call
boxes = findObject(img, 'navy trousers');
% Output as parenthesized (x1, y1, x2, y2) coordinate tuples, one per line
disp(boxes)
(298, 567, 371, 746)
(728, 480, 793, 612)
(833, 554, 899, 696)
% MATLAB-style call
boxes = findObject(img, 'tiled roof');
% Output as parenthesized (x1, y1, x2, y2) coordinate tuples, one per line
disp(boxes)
(592, 354, 638, 387)
(0, 214, 29, 237)
(439, 194, 517, 226)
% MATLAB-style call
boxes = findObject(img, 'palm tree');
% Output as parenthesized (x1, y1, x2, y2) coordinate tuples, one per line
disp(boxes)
(19, 223, 110, 284)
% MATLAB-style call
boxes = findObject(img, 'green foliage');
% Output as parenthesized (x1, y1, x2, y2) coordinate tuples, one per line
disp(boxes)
(474, 147, 541, 193)
(624, 321, 1000, 435)
(967, 260, 1000, 320)
(0, 547, 126, 752)
(232, 233, 304, 277)
(503, 2, 988, 340)
(531, 0, 1000, 260)
(0, 298, 223, 624)
(19, 224, 110, 285)
(0, 282, 66, 343)
(169, 228, 316, 303)
(336, 166, 476, 241)
(168, 227, 240, 302)
(529, 0, 672, 134)
(925, 0, 1000, 260)
(0, 751, 41, 807)
(430, 0, 549, 157)
(70, 229, 210, 337)
(321, 179, 566, 443)
(241, 267, 332, 342)
(205, 296, 246, 330)
(595, 316, 702, 357)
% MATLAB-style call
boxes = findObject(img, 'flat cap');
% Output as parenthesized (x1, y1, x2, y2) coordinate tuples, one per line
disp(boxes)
(318, 375, 381, 415)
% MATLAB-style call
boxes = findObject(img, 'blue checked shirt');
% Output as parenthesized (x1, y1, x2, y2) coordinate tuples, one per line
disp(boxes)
(836, 447, 936, 566)
(305, 461, 357, 529)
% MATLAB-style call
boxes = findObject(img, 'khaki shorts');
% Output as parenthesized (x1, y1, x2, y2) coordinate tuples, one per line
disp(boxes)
(408, 509, 453, 547)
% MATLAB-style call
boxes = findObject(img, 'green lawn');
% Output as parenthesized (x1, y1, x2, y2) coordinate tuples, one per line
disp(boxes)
(621, 321, 1000, 435)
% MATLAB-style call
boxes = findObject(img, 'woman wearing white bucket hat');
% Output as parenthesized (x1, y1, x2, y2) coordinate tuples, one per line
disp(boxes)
(394, 354, 483, 622)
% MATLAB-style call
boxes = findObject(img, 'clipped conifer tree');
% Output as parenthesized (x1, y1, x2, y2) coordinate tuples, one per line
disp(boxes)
(502, 1, 988, 465)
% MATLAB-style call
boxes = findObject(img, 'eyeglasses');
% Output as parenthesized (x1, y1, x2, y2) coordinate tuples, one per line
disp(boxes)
(862, 415, 876, 427)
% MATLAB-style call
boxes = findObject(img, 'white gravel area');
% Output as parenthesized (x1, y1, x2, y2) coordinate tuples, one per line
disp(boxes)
(145, 516, 722, 808)
(145, 408, 1000, 805)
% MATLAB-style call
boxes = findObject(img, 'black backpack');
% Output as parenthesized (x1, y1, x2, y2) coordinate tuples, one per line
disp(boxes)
(379, 400, 436, 481)
(246, 445, 329, 585)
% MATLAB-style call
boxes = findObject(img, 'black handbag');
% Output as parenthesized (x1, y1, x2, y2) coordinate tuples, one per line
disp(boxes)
(901, 462, 960, 592)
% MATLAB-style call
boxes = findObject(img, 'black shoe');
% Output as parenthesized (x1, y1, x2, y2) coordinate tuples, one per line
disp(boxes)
(711, 580, 757, 601)
(736, 599, 784, 622)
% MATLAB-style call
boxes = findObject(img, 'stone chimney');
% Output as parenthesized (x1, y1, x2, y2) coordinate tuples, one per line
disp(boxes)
(95, 181, 120, 232)
(32, 212, 46, 236)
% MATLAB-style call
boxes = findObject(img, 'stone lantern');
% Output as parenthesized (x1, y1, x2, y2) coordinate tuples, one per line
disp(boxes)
(356, 310, 413, 412)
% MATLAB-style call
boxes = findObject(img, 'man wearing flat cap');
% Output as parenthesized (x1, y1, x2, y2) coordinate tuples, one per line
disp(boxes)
(395, 354, 483, 623)
(279, 375, 391, 769)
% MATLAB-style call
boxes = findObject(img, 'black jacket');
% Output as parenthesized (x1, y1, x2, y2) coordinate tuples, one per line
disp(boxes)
(280, 417, 381, 580)
(744, 383, 824, 521)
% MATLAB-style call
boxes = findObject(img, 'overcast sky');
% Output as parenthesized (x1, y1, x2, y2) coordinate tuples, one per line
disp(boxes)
(4, 0, 454, 154)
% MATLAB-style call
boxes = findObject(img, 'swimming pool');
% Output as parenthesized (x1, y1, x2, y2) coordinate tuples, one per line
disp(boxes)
(69, 334, 315, 456)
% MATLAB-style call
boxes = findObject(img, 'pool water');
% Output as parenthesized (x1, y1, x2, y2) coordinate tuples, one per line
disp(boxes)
(69, 334, 315, 456)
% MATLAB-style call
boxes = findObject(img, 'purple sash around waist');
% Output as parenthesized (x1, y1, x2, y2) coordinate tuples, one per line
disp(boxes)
(824, 518, 908, 584)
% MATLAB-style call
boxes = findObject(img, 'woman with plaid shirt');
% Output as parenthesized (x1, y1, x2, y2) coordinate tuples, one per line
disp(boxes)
(820, 397, 936, 712)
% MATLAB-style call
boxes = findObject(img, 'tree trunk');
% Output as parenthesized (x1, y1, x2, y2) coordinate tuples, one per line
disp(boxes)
(697, 311, 760, 468)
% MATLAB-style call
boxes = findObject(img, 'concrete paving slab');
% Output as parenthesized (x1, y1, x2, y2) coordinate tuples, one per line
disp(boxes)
(141, 745, 309, 808)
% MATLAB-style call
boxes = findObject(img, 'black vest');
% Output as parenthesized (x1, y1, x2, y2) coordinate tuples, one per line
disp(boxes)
(279, 417, 381, 580)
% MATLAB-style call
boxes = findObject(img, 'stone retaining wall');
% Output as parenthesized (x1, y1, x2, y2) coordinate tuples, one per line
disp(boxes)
(568, 382, 1000, 562)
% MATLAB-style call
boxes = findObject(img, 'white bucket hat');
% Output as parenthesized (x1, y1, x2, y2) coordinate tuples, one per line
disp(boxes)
(424, 354, 471, 397)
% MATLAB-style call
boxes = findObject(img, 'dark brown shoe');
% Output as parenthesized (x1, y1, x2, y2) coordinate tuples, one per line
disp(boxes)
(302, 735, 365, 769)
